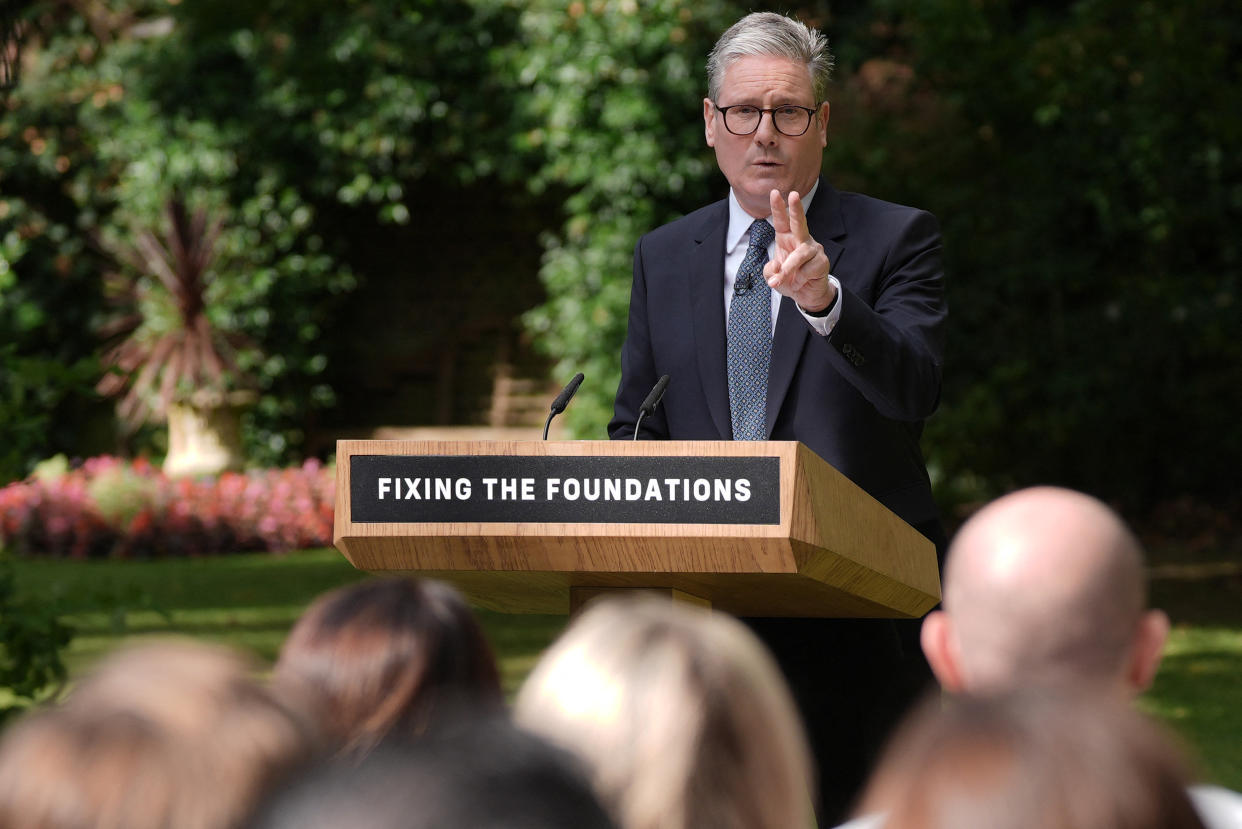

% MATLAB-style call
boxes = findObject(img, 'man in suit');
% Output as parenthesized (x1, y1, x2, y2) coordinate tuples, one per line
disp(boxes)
(608, 11, 946, 821)
(609, 13, 944, 543)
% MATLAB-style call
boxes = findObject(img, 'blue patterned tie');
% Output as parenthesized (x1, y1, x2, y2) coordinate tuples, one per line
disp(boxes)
(727, 219, 775, 441)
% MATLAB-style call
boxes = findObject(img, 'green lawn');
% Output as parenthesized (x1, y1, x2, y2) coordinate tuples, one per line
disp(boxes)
(1142, 574, 1242, 789)
(10, 548, 566, 697)
(7, 550, 1242, 789)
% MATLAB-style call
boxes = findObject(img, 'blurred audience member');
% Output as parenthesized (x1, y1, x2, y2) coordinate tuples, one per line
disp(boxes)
(920, 486, 1168, 696)
(515, 594, 815, 829)
(0, 640, 317, 829)
(856, 691, 1207, 829)
(272, 577, 502, 758)
(841, 486, 1241, 828)
(250, 716, 617, 829)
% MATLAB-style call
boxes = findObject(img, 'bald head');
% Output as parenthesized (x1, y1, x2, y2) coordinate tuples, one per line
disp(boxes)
(925, 487, 1166, 695)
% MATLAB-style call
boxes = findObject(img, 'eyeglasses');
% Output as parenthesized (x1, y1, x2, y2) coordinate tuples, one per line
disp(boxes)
(713, 103, 819, 137)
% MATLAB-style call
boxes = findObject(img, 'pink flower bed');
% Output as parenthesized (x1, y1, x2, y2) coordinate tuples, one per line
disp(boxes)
(0, 457, 335, 558)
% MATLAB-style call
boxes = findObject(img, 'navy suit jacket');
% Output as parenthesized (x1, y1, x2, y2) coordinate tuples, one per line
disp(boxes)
(609, 178, 946, 532)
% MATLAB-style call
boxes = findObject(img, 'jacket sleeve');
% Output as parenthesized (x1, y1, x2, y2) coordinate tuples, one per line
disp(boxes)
(821, 208, 946, 422)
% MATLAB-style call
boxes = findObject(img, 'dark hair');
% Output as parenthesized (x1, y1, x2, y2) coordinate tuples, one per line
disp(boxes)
(251, 717, 618, 829)
(273, 578, 502, 758)
(860, 689, 1207, 829)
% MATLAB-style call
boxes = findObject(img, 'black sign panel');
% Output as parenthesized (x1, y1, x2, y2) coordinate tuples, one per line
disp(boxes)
(349, 455, 780, 525)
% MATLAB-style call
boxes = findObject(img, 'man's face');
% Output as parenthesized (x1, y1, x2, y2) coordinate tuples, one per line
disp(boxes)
(704, 55, 829, 219)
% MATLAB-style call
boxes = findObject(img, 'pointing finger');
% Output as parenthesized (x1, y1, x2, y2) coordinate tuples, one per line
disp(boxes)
(788, 191, 811, 242)
(769, 189, 791, 235)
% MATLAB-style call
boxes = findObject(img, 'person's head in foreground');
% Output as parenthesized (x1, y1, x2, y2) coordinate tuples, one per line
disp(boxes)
(272, 577, 502, 758)
(250, 715, 617, 829)
(921, 486, 1170, 696)
(0, 640, 317, 829)
(704, 11, 833, 219)
(858, 689, 1206, 829)
(514, 594, 815, 829)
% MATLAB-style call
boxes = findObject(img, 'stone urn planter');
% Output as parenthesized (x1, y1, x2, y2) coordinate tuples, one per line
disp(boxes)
(163, 388, 256, 478)
(96, 196, 261, 477)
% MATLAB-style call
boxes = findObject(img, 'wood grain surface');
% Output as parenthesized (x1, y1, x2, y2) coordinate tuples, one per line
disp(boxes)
(334, 440, 940, 618)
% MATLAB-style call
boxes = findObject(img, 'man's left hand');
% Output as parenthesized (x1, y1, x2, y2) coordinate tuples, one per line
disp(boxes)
(765, 188, 836, 313)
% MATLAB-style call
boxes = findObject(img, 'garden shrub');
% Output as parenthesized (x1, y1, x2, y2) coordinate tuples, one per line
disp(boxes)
(0, 456, 334, 559)
(0, 552, 73, 722)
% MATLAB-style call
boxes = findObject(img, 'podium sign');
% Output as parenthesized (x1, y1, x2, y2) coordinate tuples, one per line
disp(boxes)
(349, 454, 780, 525)
(334, 440, 940, 619)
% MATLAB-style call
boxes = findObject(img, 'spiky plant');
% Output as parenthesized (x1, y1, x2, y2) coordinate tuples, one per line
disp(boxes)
(98, 195, 251, 430)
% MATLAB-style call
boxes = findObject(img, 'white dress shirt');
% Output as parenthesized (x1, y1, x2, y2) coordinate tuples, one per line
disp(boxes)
(831, 787, 1242, 829)
(722, 182, 843, 337)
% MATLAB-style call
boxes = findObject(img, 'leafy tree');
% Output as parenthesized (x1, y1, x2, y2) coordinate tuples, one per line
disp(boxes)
(0, 346, 99, 484)
(507, 0, 744, 435)
(5, 0, 1238, 515)
(0, 551, 72, 722)
(850, 0, 1242, 509)
(511, 0, 1241, 511)
(0, 7, 120, 482)
(2, 0, 528, 470)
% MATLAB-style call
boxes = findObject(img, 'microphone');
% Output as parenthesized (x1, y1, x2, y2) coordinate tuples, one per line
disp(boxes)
(543, 372, 584, 440)
(633, 374, 670, 440)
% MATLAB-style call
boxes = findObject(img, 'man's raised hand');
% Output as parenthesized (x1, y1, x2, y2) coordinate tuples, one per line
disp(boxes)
(765, 188, 836, 313)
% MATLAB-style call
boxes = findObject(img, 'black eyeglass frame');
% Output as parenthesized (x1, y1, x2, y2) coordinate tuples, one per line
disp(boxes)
(711, 102, 821, 137)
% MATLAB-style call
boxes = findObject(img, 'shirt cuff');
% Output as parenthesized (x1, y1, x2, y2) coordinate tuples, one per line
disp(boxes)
(797, 276, 843, 336)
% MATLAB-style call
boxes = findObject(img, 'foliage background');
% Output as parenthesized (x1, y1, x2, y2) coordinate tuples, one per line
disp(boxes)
(3, 0, 1240, 519)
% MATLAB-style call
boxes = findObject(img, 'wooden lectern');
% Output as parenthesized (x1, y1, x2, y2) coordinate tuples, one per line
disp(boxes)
(334, 440, 939, 618)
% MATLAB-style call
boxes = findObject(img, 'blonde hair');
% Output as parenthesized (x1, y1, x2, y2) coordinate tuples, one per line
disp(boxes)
(515, 595, 814, 829)
(0, 640, 318, 829)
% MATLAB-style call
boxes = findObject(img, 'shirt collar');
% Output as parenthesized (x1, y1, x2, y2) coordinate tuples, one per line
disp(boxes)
(725, 180, 821, 253)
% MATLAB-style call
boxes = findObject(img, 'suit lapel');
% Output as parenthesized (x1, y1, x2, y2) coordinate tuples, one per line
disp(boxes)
(764, 179, 846, 437)
(690, 202, 732, 439)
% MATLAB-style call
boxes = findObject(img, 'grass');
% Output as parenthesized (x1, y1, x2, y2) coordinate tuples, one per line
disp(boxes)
(1141, 574, 1242, 789)
(7, 550, 1242, 790)
(1142, 627, 1242, 789)
(10, 548, 566, 697)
